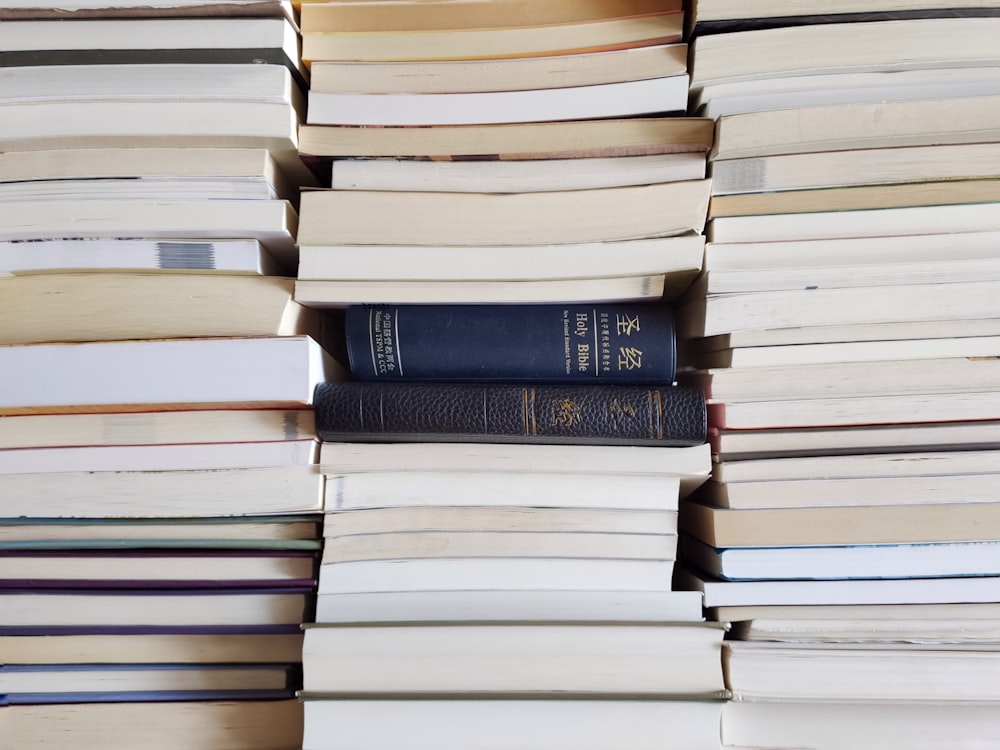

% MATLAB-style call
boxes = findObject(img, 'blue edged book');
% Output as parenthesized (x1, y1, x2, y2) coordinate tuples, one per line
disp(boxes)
(345, 303, 675, 384)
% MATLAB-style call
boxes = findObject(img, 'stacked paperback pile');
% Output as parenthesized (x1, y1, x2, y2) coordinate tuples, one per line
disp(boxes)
(293, 0, 713, 306)
(0, 1, 341, 748)
(287, 0, 727, 747)
(674, 2, 1000, 748)
(303, 303, 725, 750)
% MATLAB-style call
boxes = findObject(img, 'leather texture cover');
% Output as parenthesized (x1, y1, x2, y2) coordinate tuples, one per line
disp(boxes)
(314, 382, 706, 446)
(345, 303, 675, 384)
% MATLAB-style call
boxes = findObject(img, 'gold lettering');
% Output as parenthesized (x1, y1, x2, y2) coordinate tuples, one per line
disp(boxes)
(616, 314, 641, 336)
(618, 346, 643, 371)
(551, 399, 582, 428)
(577, 343, 590, 372)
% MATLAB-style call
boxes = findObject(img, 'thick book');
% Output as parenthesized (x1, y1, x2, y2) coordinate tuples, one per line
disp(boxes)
(310, 43, 687, 94)
(306, 75, 689, 126)
(344, 303, 675, 384)
(313, 382, 706, 446)
(302, 699, 723, 750)
(0, 337, 342, 416)
(300, 12, 683, 63)
(301, 622, 725, 696)
(685, 536, 1000, 581)
(298, 116, 714, 159)
(300, 0, 680, 34)
(689, 17, 1000, 90)
(297, 181, 712, 246)
(0, 699, 303, 750)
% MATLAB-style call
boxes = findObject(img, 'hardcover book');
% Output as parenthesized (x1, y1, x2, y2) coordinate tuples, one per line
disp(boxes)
(344, 303, 675, 384)
(313, 382, 706, 446)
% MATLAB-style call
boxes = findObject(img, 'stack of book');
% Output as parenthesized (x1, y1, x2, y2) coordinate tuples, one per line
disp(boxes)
(674, 2, 1000, 747)
(0, 2, 341, 747)
(286, 0, 728, 744)
(293, 0, 713, 306)
(300, 302, 725, 750)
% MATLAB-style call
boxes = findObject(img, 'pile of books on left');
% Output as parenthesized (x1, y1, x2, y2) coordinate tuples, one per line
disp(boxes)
(0, 3, 341, 748)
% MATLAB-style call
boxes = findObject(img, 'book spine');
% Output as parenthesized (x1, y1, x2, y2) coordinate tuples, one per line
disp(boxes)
(314, 382, 705, 446)
(345, 304, 675, 383)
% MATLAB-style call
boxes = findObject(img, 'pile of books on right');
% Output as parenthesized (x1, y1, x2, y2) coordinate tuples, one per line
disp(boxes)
(675, 2, 1000, 748)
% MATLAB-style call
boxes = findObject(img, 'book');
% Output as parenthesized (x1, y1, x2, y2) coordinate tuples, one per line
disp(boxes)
(695, 472, 1000, 509)
(689, 0, 1000, 30)
(724, 641, 1000, 702)
(0, 466, 324, 518)
(294, 275, 671, 307)
(708, 179, 1000, 218)
(710, 421, 1000, 460)
(325, 472, 681, 511)
(683, 358, 1000, 402)
(684, 318, 1000, 349)
(0, 63, 300, 107)
(318, 558, 677, 594)
(313, 382, 706, 446)
(299, 0, 681, 33)
(306, 76, 689, 125)
(323, 507, 677, 536)
(693, 66, 1000, 118)
(709, 142, 1000, 195)
(0, 238, 279, 275)
(0, 147, 295, 193)
(302, 699, 724, 750)
(298, 181, 712, 246)
(300, 12, 684, 63)
(0, 663, 298, 696)
(0, 103, 310, 187)
(316, 590, 705, 624)
(0, 699, 303, 750)
(676, 566, 1000, 607)
(0, 274, 333, 345)
(301, 623, 725, 696)
(0, 336, 342, 415)
(707, 392, 1000, 430)
(710, 94, 1000, 160)
(0, 517, 320, 548)
(717, 602, 1000, 640)
(310, 43, 687, 94)
(0, 199, 299, 270)
(327, 154, 706, 193)
(694, 257, 1000, 294)
(678, 336, 1000, 369)
(707, 202, 1000, 243)
(344, 303, 675, 384)
(0, 0, 295, 18)
(702, 229, 1000, 272)
(689, 17, 1000, 89)
(298, 117, 714, 159)
(0, 632, 304, 664)
(0, 551, 316, 587)
(297, 236, 704, 293)
(322, 531, 676, 563)
(0, 408, 315, 450)
(321, 441, 712, 484)
(0, 17, 303, 81)
(713, 449, 1000, 483)
(685, 537, 1000, 581)
(1, 589, 311, 630)
(678, 280, 1000, 338)
(0, 440, 318, 475)
(680, 500, 1000, 547)
(723, 701, 1000, 750)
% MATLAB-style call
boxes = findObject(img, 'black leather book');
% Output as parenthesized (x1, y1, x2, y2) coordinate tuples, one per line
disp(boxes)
(345, 303, 675, 384)
(314, 382, 706, 446)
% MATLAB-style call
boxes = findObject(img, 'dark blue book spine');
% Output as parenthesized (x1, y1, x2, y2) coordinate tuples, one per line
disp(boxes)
(345, 304, 675, 384)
